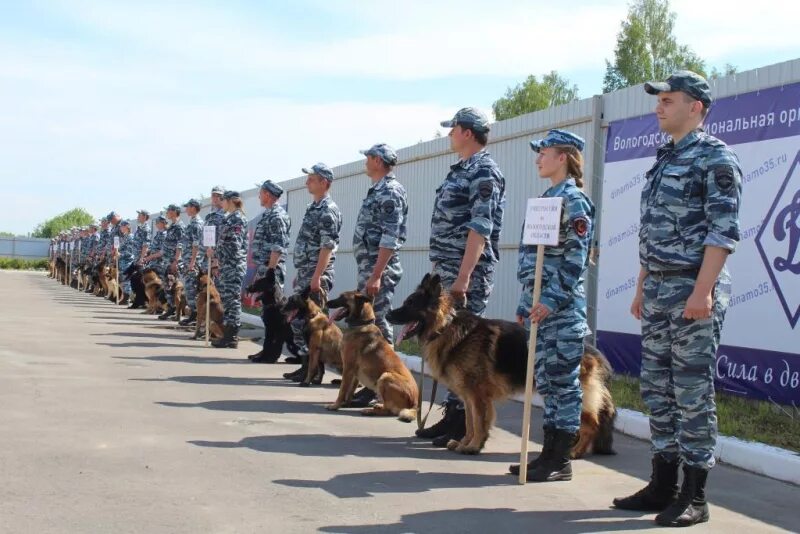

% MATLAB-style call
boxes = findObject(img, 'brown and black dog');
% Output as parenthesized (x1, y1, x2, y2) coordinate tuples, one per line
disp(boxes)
(283, 288, 343, 387)
(194, 271, 224, 340)
(166, 274, 187, 323)
(142, 268, 167, 314)
(387, 273, 616, 456)
(326, 291, 418, 422)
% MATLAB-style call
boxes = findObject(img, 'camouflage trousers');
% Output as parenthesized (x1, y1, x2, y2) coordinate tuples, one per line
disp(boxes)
(356, 261, 401, 344)
(519, 286, 585, 433)
(180, 265, 198, 312)
(118, 256, 134, 294)
(433, 260, 496, 406)
(290, 266, 334, 355)
(219, 262, 246, 328)
(640, 270, 731, 470)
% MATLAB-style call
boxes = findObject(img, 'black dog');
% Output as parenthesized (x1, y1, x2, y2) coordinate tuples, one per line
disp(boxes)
(122, 263, 147, 309)
(246, 268, 292, 363)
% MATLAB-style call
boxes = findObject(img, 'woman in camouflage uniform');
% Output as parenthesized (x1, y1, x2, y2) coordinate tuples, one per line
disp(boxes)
(211, 191, 248, 348)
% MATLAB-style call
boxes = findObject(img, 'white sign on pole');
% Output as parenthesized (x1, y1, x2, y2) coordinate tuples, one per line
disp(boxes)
(113, 236, 120, 249)
(203, 226, 216, 247)
(522, 197, 563, 246)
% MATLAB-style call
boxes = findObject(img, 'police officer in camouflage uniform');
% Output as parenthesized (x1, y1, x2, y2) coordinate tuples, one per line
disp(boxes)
(248, 180, 292, 362)
(506, 129, 595, 483)
(143, 216, 167, 272)
(354, 143, 408, 343)
(84, 223, 100, 292)
(283, 163, 342, 381)
(159, 204, 185, 320)
(133, 210, 152, 265)
(211, 190, 248, 348)
(613, 71, 742, 528)
(416, 107, 506, 447)
(178, 199, 204, 326)
(105, 212, 122, 265)
(204, 186, 226, 280)
(115, 220, 136, 305)
(251, 180, 291, 286)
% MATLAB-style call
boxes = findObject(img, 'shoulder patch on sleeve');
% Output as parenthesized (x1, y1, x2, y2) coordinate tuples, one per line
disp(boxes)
(478, 180, 494, 200)
(712, 164, 735, 193)
(382, 199, 395, 214)
(572, 216, 590, 238)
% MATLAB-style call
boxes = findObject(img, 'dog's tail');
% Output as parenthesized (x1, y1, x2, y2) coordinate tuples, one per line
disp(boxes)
(397, 407, 417, 423)
(584, 342, 617, 455)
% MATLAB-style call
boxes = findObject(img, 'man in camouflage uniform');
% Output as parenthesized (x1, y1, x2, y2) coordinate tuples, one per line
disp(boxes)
(248, 180, 292, 362)
(105, 212, 122, 262)
(416, 107, 506, 448)
(133, 210, 152, 265)
(143, 216, 167, 272)
(84, 223, 100, 292)
(284, 163, 342, 381)
(159, 204, 185, 320)
(613, 71, 742, 528)
(353, 143, 408, 343)
(178, 199, 204, 326)
(252, 180, 291, 286)
(115, 220, 136, 305)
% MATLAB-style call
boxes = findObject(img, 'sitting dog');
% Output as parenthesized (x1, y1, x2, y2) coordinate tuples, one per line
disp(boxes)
(194, 271, 224, 340)
(246, 268, 291, 363)
(326, 291, 417, 422)
(282, 288, 343, 387)
(387, 273, 616, 456)
(142, 268, 167, 314)
(122, 263, 148, 309)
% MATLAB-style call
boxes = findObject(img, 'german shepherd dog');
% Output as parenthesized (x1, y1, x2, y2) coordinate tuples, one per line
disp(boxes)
(386, 273, 616, 456)
(326, 291, 418, 422)
(283, 288, 343, 387)
(194, 271, 224, 340)
(122, 263, 148, 309)
(55, 257, 67, 284)
(142, 268, 168, 314)
(163, 274, 186, 322)
(96, 259, 110, 297)
(106, 263, 123, 302)
(246, 268, 291, 363)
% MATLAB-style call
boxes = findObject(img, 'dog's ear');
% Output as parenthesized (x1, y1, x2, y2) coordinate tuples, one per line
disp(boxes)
(428, 273, 442, 298)
(265, 268, 275, 283)
(301, 286, 311, 299)
(420, 272, 431, 289)
(355, 292, 374, 305)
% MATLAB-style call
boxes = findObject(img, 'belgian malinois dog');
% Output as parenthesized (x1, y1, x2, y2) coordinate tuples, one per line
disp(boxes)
(326, 290, 417, 422)
(194, 271, 224, 340)
(283, 288, 343, 387)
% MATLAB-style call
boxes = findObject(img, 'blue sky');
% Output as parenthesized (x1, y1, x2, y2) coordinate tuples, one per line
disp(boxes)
(2, 0, 799, 235)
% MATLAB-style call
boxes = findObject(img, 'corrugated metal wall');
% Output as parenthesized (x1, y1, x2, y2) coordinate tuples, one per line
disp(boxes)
(0, 237, 50, 260)
(150, 58, 800, 333)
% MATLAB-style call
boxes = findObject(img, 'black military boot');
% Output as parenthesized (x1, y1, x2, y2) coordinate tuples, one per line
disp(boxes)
(528, 428, 576, 482)
(415, 400, 457, 439)
(179, 310, 197, 327)
(509, 425, 555, 476)
(431, 405, 467, 447)
(655, 465, 710, 527)
(158, 306, 175, 320)
(248, 349, 264, 361)
(346, 387, 377, 408)
(211, 323, 239, 348)
(613, 454, 680, 511)
(283, 350, 308, 379)
(119, 293, 129, 306)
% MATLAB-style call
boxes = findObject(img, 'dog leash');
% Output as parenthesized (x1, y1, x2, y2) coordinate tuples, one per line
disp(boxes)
(416, 356, 438, 430)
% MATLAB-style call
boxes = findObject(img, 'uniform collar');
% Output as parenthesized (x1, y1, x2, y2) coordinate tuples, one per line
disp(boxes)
(369, 173, 395, 193)
(311, 194, 331, 209)
(452, 149, 489, 171)
(658, 127, 703, 158)
(544, 177, 576, 197)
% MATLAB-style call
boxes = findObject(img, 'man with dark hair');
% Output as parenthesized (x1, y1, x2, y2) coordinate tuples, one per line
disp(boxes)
(416, 107, 506, 447)
(159, 204, 185, 320)
(178, 199, 204, 326)
(613, 71, 741, 528)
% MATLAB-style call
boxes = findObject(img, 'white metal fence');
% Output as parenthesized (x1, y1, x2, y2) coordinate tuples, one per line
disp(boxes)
(0, 237, 50, 260)
(146, 58, 800, 338)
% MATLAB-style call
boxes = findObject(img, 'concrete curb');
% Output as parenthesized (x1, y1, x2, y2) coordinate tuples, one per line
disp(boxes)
(396, 351, 800, 487)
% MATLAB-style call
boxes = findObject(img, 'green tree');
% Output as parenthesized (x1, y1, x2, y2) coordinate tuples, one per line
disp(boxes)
(710, 63, 738, 80)
(493, 71, 579, 121)
(603, 0, 706, 93)
(31, 208, 95, 238)
(0, 231, 16, 237)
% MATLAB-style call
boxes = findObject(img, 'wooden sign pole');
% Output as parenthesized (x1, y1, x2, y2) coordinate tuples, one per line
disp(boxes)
(518, 244, 545, 485)
(205, 249, 212, 347)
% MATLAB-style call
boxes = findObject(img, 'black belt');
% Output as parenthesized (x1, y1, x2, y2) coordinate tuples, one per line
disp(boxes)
(649, 268, 699, 280)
